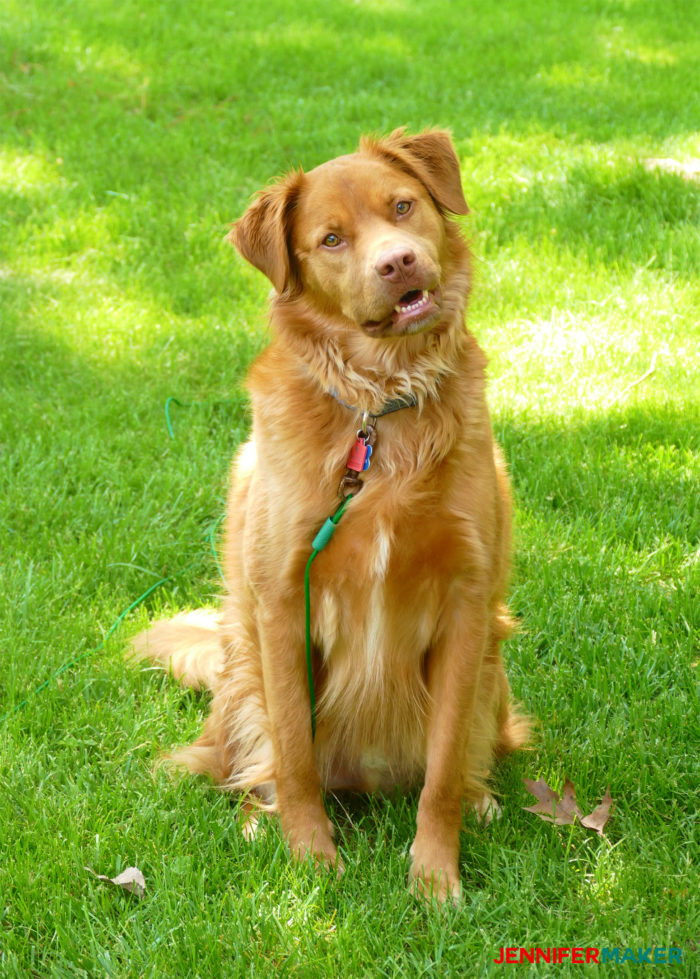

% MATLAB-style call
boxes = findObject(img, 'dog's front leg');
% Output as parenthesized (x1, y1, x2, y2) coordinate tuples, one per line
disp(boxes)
(410, 594, 489, 903)
(256, 604, 339, 871)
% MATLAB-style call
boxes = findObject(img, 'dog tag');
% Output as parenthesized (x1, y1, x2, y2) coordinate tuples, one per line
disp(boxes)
(362, 444, 373, 471)
(346, 438, 369, 473)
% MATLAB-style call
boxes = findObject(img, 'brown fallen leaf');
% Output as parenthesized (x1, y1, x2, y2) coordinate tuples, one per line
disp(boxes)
(85, 866, 146, 899)
(523, 778, 614, 835)
(524, 778, 580, 825)
(580, 787, 614, 836)
(523, 777, 559, 806)
(522, 777, 561, 821)
(559, 779, 584, 823)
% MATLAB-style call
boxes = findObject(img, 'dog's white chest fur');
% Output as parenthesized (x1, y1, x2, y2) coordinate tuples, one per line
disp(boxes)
(370, 523, 393, 580)
(313, 521, 434, 784)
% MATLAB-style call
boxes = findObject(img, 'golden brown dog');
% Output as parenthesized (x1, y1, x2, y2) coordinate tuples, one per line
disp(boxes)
(133, 129, 528, 903)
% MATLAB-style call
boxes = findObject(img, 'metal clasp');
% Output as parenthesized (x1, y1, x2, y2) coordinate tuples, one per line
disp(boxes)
(360, 411, 378, 435)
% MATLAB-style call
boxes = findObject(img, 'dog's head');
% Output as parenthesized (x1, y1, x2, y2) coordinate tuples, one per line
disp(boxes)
(229, 129, 469, 339)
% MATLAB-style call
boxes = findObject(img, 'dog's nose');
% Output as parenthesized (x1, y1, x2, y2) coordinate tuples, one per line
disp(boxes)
(375, 247, 416, 282)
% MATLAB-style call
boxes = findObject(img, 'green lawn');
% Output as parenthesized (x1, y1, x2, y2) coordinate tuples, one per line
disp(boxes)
(1, 0, 698, 975)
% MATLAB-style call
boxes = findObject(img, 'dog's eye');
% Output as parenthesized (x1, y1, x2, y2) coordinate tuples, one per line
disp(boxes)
(396, 201, 412, 216)
(322, 233, 342, 248)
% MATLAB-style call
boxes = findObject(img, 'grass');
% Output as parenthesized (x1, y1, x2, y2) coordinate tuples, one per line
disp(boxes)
(1, 0, 698, 975)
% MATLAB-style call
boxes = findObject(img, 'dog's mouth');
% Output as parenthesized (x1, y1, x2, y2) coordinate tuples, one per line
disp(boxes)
(395, 288, 433, 316)
(363, 287, 441, 337)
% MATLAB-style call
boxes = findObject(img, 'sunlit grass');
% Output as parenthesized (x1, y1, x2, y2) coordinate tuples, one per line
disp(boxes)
(1, 0, 698, 975)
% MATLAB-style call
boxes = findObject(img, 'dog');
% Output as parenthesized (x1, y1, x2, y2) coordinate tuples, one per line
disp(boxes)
(132, 128, 529, 903)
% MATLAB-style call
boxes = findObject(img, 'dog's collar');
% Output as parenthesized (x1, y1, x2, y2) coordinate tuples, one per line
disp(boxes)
(327, 387, 418, 420)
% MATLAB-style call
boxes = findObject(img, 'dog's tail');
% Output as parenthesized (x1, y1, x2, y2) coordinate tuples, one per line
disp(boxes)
(129, 609, 225, 692)
(496, 706, 532, 756)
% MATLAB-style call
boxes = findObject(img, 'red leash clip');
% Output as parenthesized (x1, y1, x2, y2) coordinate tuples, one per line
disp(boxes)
(346, 436, 372, 473)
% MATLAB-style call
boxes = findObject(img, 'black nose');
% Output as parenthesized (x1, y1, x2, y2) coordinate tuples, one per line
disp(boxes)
(375, 247, 416, 282)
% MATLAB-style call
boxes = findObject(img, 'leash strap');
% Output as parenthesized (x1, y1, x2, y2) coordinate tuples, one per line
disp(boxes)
(304, 496, 353, 740)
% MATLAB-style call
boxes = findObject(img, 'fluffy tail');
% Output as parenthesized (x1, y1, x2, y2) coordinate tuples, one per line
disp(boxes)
(496, 704, 532, 757)
(129, 609, 225, 692)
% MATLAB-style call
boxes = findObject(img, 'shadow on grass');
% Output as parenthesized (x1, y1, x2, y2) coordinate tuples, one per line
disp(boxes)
(500, 405, 698, 551)
(2, 0, 698, 338)
(483, 165, 700, 276)
(4, 0, 698, 148)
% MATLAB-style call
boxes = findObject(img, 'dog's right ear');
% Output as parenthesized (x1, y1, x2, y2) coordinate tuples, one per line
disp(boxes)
(365, 128, 469, 216)
(227, 170, 304, 295)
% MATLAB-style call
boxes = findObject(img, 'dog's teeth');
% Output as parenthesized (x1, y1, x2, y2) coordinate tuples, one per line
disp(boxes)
(395, 291, 431, 315)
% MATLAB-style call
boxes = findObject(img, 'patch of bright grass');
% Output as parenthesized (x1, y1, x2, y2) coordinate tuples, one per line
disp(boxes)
(1, 0, 698, 975)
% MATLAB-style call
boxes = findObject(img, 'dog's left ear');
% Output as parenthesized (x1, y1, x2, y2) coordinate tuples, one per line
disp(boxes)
(368, 128, 469, 215)
(227, 170, 304, 295)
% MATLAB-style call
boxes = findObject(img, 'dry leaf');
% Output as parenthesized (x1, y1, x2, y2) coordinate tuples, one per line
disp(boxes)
(580, 788, 614, 835)
(559, 779, 584, 823)
(523, 777, 559, 806)
(523, 778, 614, 835)
(522, 777, 572, 823)
(85, 866, 146, 899)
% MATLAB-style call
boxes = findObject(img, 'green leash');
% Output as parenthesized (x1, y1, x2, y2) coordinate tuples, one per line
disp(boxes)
(304, 495, 353, 740)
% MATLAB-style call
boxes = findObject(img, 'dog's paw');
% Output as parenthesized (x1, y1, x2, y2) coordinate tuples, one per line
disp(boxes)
(408, 839, 461, 905)
(286, 818, 343, 876)
(290, 836, 344, 877)
(240, 810, 262, 841)
(409, 861, 461, 905)
(237, 794, 271, 841)
(472, 793, 502, 826)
